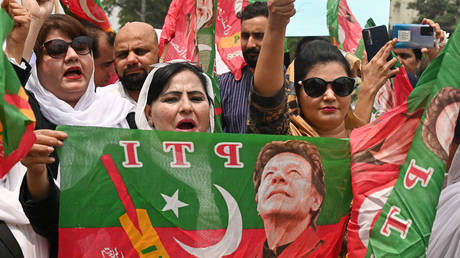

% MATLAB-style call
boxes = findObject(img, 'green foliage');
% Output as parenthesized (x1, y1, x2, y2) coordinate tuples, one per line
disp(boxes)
(102, 0, 172, 29)
(408, 0, 459, 33)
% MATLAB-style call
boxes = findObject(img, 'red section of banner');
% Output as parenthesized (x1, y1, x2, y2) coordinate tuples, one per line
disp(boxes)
(59, 215, 349, 257)
(337, 0, 362, 53)
(215, 0, 248, 80)
(0, 123, 35, 177)
(347, 103, 424, 257)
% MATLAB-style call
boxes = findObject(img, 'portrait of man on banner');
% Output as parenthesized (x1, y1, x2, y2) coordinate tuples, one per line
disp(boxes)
(252, 140, 326, 257)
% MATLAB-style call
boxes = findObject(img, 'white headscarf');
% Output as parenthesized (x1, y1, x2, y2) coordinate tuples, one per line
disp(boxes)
(135, 61, 215, 132)
(26, 61, 134, 128)
(0, 164, 49, 257)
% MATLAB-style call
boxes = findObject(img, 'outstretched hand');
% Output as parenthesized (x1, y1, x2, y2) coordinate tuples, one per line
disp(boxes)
(361, 38, 400, 96)
(421, 18, 446, 62)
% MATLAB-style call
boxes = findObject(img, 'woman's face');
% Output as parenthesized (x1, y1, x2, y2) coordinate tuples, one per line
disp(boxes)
(37, 30, 93, 107)
(298, 61, 351, 133)
(145, 70, 210, 132)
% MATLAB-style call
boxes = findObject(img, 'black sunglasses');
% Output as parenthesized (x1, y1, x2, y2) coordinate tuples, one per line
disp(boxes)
(298, 77, 355, 98)
(43, 36, 93, 59)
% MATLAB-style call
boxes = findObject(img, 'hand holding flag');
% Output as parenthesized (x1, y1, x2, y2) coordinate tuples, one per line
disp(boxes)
(0, 6, 36, 177)
(3, 0, 31, 63)
(267, 0, 296, 28)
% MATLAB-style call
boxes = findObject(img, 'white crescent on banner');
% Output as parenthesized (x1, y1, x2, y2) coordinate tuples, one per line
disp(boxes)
(175, 184, 243, 257)
(357, 187, 393, 247)
(80, 0, 104, 23)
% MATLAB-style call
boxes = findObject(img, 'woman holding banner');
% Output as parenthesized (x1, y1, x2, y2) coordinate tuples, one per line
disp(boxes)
(8, 10, 134, 257)
(247, 0, 399, 138)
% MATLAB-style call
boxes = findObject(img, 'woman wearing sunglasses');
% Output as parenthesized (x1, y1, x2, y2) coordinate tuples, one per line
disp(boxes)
(247, 0, 398, 138)
(14, 14, 134, 257)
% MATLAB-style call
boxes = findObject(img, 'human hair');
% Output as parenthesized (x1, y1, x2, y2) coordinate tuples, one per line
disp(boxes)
(34, 14, 88, 63)
(413, 48, 422, 61)
(240, 1, 268, 21)
(295, 36, 327, 58)
(146, 62, 211, 105)
(79, 20, 116, 59)
(253, 140, 326, 229)
(294, 39, 352, 87)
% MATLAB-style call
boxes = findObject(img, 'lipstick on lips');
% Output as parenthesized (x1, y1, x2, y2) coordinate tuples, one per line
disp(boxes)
(64, 66, 83, 80)
(321, 106, 337, 113)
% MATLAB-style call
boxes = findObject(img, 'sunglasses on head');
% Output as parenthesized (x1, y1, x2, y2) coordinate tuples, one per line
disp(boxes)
(298, 76, 355, 98)
(43, 36, 93, 59)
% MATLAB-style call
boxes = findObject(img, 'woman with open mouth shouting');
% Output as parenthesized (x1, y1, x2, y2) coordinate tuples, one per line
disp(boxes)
(9, 13, 134, 257)
(135, 61, 215, 133)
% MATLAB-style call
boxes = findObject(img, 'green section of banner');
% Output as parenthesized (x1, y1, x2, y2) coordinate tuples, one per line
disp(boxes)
(366, 22, 460, 257)
(58, 126, 351, 231)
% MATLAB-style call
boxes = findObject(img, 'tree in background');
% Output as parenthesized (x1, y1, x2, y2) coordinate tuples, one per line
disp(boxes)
(102, 0, 171, 29)
(408, 0, 459, 33)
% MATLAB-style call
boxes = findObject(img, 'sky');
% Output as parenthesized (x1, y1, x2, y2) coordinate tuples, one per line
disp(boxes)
(286, 0, 391, 37)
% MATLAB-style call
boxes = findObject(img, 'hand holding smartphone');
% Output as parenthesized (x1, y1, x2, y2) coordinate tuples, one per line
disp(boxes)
(362, 25, 393, 63)
(392, 24, 435, 49)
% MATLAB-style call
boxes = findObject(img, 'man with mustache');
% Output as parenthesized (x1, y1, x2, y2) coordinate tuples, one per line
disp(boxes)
(252, 140, 325, 257)
(98, 22, 159, 104)
(218, 2, 268, 133)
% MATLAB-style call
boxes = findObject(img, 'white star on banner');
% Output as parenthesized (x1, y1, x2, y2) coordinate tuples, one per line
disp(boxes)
(161, 190, 189, 218)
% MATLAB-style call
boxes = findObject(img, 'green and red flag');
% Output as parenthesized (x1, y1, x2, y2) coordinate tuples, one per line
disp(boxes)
(58, 126, 352, 257)
(348, 21, 460, 257)
(159, 0, 224, 132)
(0, 9, 36, 177)
(60, 0, 113, 32)
(327, 0, 362, 53)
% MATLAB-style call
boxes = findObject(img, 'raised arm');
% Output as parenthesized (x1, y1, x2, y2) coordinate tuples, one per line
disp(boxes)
(3, 0, 31, 63)
(21, 0, 53, 62)
(355, 39, 399, 123)
(253, 0, 295, 97)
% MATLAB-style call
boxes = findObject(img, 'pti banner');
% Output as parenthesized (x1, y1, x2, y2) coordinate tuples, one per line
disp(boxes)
(57, 126, 351, 257)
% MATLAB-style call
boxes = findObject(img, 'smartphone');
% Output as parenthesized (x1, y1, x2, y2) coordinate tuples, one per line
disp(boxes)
(362, 25, 392, 63)
(392, 24, 434, 49)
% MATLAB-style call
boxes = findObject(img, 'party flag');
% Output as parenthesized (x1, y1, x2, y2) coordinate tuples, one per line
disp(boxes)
(0, 9, 36, 177)
(348, 21, 460, 257)
(327, 0, 362, 53)
(60, 0, 113, 32)
(159, 0, 223, 132)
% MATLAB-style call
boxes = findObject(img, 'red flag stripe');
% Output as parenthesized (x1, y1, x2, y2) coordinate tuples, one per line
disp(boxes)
(101, 154, 139, 231)
(4, 93, 30, 109)
(0, 123, 35, 177)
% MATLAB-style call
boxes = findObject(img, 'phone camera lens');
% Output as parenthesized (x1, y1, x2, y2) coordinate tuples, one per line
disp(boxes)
(421, 26, 433, 36)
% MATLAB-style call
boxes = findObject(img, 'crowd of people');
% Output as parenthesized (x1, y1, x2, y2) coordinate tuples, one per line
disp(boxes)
(1, 0, 458, 257)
